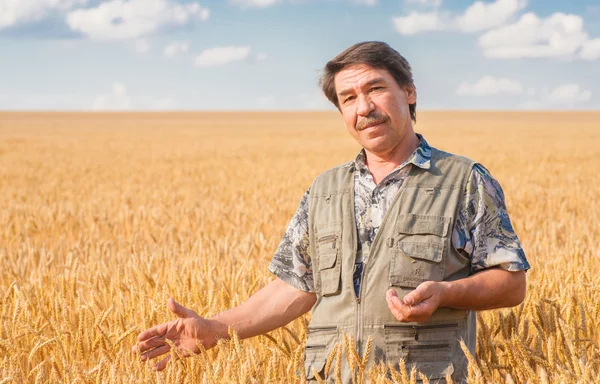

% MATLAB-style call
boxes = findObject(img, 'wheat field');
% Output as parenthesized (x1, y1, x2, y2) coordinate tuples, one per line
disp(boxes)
(0, 111, 599, 383)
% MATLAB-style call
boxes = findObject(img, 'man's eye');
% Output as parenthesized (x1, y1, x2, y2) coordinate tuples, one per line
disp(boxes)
(343, 96, 355, 104)
(370, 87, 383, 92)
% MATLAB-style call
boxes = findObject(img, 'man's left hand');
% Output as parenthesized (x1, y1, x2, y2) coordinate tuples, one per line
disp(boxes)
(385, 281, 445, 322)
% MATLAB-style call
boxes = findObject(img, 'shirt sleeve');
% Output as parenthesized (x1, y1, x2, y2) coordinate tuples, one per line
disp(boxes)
(268, 188, 314, 292)
(452, 164, 531, 274)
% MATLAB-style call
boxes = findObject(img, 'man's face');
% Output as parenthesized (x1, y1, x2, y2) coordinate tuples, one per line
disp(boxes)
(334, 64, 416, 156)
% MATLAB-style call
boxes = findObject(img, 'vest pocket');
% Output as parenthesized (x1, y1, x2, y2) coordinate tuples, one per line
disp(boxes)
(317, 228, 342, 296)
(384, 324, 456, 380)
(390, 215, 450, 288)
(304, 326, 338, 381)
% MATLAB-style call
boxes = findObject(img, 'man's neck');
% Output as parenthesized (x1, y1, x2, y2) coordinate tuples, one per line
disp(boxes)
(364, 133, 420, 185)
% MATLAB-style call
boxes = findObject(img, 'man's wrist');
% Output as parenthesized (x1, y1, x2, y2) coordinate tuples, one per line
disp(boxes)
(208, 315, 232, 340)
(437, 280, 454, 308)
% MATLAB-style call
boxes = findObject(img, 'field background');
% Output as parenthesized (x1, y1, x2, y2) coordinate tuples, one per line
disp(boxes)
(1, 111, 599, 383)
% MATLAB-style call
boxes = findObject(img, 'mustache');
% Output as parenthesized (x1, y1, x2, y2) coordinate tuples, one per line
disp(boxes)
(356, 112, 389, 131)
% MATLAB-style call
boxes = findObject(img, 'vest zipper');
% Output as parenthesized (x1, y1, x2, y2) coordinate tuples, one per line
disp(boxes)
(356, 294, 361, 354)
(353, 165, 418, 359)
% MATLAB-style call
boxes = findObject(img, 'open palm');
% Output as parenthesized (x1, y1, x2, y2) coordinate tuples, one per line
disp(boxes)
(134, 298, 218, 371)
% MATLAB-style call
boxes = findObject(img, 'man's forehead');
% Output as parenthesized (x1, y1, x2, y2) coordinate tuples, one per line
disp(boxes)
(334, 64, 393, 93)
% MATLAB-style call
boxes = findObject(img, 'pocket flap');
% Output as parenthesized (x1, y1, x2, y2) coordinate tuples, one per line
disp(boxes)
(305, 327, 337, 380)
(406, 361, 454, 380)
(315, 225, 342, 296)
(306, 326, 338, 347)
(305, 353, 327, 380)
(319, 253, 337, 270)
(398, 242, 443, 263)
(397, 214, 450, 237)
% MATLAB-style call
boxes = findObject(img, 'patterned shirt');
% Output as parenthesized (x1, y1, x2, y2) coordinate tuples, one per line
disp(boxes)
(268, 135, 530, 294)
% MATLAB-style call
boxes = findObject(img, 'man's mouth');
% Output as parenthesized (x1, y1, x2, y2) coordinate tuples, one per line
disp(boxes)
(363, 121, 383, 129)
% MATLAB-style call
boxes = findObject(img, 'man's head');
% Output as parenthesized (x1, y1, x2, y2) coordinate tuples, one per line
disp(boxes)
(320, 41, 416, 121)
(319, 41, 417, 156)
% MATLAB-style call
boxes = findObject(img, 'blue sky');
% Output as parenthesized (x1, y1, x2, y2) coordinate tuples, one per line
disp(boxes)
(0, 0, 599, 111)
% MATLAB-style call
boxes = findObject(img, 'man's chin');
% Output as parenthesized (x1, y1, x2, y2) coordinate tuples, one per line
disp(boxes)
(360, 138, 394, 155)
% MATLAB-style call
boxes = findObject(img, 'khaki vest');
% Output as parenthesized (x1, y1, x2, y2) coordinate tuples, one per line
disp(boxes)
(304, 147, 476, 384)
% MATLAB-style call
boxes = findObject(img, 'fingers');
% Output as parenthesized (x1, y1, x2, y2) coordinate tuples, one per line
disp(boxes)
(404, 302, 434, 319)
(153, 355, 171, 371)
(403, 282, 433, 306)
(137, 323, 168, 343)
(386, 289, 410, 321)
(168, 297, 196, 319)
(402, 290, 416, 306)
(386, 288, 435, 322)
(140, 344, 171, 362)
(136, 335, 168, 354)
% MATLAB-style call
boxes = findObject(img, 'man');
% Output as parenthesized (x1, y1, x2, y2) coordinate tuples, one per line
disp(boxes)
(133, 41, 530, 383)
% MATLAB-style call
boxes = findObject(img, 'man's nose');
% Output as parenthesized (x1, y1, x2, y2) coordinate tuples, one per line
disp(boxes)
(356, 94, 374, 116)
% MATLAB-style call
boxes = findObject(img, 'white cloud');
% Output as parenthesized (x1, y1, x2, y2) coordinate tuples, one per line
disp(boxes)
(92, 82, 131, 110)
(394, 0, 525, 35)
(457, 80, 593, 107)
(230, 0, 280, 8)
(456, 76, 523, 96)
(405, 0, 442, 7)
(521, 83, 592, 109)
(66, 0, 209, 40)
(457, 0, 526, 33)
(478, 12, 591, 59)
(134, 39, 150, 53)
(546, 84, 591, 104)
(194, 46, 251, 67)
(396, 1, 600, 60)
(580, 39, 600, 60)
(0, 0, 87, 28)
(231, 0, 374, 8)
(354, 0, 378, 6)
(164, 41, 189, 57)
(393, 11, 445, 35)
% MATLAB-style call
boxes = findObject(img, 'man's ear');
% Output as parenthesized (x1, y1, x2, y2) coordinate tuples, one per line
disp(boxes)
(405, 85, 417, 104)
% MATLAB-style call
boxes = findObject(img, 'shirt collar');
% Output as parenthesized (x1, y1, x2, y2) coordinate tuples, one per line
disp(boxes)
(353, 133, 431, 172)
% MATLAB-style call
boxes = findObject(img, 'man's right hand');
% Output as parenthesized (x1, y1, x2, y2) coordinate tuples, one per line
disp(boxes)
(133, 297, 223, 371)
(133, 278, 316, 372)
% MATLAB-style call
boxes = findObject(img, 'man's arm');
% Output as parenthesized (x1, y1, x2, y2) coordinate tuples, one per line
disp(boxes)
(213, 187, 316, 338)
(134, 278, 316, 371)
(134, 188, 316, 370)
(439, 268, 526, 309)
(210, 277, 317, 339)
(386, 269, 525, 322)
(387, 163, 530, 322)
